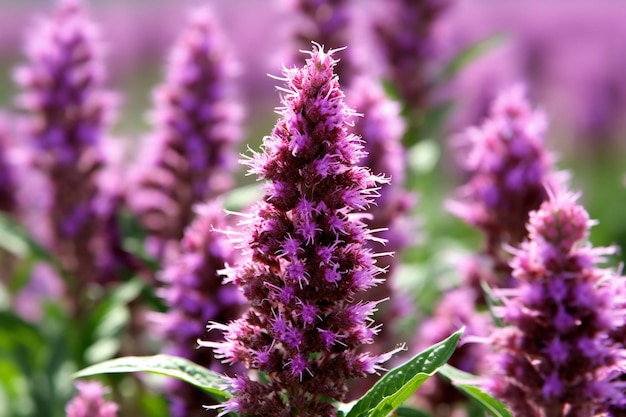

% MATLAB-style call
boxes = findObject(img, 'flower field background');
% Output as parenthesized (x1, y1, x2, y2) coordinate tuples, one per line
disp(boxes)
(1, 0, 626, 417)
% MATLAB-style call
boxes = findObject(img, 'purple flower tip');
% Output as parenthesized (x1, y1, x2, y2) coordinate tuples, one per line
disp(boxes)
(447, 84, 567, 263)
(14, 0, 130, 288)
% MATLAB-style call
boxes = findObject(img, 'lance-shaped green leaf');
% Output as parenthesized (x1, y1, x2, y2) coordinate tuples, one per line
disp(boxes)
(480, 280, 504, 328)
(346, 327, 464, 417)
(396, 406, 435, 417)
(436, 34, 507, 85)
(82, 279, 145, 364)
(73, 354, 232, 402)
(438, 364, 512, 417)
(0, 213, 56, 262)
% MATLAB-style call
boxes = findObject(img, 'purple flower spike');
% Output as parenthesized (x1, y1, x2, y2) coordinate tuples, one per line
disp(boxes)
(131, 7, 242, 258)
(14, 0, 122, 289)
(347, 76, 416, 273)
(66, 381, 118, 417)
(154, 202, 246, 417)
(447, 85, 566, 271)
(285, 0, 352, 80)
(203, 44, 398, 417)
(15, 0, 116, 163)
(374, 0, 451, 111)
(345, 76, 416, 359)
(487, 191, 624, 416)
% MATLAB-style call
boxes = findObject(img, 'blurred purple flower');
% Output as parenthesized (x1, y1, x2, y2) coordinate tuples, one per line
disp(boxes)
(373, 0, 451, 112)
(14, 0, 127, 293)
(66, 381, 118, 417)
(0, 116, 17, 214)
(446, 85, 566, 275)
(486, 191, 624, 416)
(153, 202, 246, 417)
(445, 1, 626, 151)
(282, 0, 353, 81)
(203, 45, 397, 417)
(348, 76, 415, 269)
(14, 0, 116, 163)
(130, 6, 242, 259)
(346, 76, 416, 354)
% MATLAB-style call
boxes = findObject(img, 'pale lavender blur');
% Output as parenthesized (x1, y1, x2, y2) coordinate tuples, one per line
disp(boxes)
(1, 0, 625, 150)
(445, 0, 626, 149)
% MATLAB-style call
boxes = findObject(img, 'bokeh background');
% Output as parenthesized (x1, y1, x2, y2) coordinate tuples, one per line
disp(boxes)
(2, 0, 625, 250)
(1, 0, 626, 416)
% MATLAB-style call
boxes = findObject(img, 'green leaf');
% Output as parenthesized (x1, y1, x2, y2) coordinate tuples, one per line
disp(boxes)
(117, 210, 160, 272)
(438, 364, 512, 417)
(0, 310, 45, 351)
(380, 78, 401, 102)
(82, 279, 144, 364)
(346, 328, 464, 417)
(73, 354, 232, 402)
(138, 390, 170, 417)
(0, 213, 65, 289)
(437, 34, 507, 84)
(396, 406, 435, 417)
(0, 213, 55, 262)
(480, 280, 504, 328)
(224, 183, 263, 211)
(408, 139, 441, 175)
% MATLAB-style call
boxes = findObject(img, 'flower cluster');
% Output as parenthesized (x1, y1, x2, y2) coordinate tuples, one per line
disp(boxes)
(65, 381, 118, 417)
(131, 7, 242, 258)
(14, 0, 121, 290)
(155, 203, 245, 417)
(203, 45, 396, 417)
(487, 191, 623, 416)
(447, 85, 565, 271)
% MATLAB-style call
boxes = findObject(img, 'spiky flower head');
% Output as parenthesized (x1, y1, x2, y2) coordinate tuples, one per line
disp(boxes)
(154, 202, 245, 417)
(131, 7, 242, 258)
(447, 85, 566, 266)
(487, 191, 624, 416)
(203, 44, 396, 417)
(66, 381, 118, 417)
